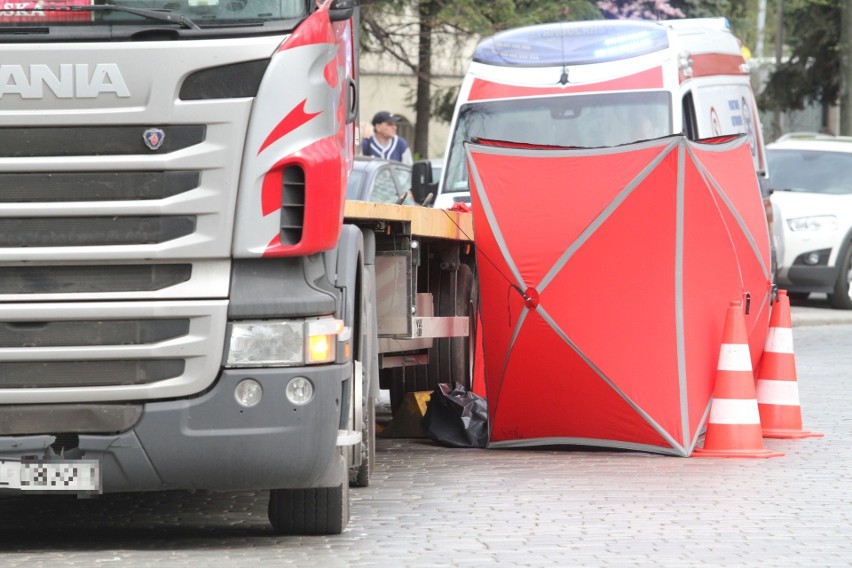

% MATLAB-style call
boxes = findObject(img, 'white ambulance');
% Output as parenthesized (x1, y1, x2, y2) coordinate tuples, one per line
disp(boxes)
(423, 18, 768, 209)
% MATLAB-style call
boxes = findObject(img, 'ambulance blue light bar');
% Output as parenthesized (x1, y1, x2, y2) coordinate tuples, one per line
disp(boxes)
(474, 21, 670, 67)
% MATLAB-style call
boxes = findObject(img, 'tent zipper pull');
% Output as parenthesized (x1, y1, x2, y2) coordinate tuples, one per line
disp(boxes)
(744, 292, 751, 315)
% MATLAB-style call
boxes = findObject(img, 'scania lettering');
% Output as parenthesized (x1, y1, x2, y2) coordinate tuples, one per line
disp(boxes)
(422, 19, 769, 210)
(0, 0, 478, 536)
(0, 64, 130, 98)
(1, 4, 42, 17)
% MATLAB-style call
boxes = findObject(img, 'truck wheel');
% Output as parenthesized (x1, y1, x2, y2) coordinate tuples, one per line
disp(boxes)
(351, 394, 375, 487)
(828, 245, 852, 309)
(429, 264, 474, 391)
(268, 457, 349, 535)
(350, 266, 377, 488)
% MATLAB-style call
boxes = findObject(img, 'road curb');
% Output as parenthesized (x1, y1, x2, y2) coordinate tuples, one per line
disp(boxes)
(791, 307, 852, 327)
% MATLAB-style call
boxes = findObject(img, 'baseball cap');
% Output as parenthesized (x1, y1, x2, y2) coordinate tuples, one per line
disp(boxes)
(372, 111, 400, 126)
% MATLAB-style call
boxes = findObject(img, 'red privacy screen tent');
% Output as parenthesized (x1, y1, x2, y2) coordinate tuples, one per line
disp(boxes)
(466, 135, 773, 456)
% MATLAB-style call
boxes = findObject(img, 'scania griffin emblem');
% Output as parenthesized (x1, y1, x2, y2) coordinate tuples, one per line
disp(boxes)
(143, 128, 166, 150)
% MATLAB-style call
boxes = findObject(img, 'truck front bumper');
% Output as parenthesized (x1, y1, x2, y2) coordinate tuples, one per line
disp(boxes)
(0, 364, 350, 493)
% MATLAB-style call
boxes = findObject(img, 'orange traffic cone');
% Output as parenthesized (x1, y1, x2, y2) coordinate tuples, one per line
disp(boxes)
(756, 290, 823, 439)
(693, 301, 783, 458)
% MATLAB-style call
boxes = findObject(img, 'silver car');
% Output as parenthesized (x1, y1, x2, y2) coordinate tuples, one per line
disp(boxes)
(346, 157, 412, 204)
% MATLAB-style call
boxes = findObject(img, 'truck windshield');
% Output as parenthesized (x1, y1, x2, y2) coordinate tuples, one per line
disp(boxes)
(0, 0, 306, 27)
(442, 91, 672, 194)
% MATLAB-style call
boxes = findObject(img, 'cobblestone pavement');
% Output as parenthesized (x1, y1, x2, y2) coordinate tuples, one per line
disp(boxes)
(0, 321, 849, 567)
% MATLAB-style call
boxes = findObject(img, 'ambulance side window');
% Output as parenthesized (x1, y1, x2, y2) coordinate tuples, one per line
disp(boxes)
(682, 92, 698, 140)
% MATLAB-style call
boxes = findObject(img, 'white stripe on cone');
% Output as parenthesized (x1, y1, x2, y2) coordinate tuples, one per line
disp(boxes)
(764, 327, 794, 354)
(717, 343, 752, 371)
(708, 398, 762, 425)
(756, 379, 801, 406)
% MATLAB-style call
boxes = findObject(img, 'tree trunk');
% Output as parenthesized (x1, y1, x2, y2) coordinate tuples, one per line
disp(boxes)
(842, 0, 852, 135)
(771, 0, 784, 141)
(414, 0, 438, 160)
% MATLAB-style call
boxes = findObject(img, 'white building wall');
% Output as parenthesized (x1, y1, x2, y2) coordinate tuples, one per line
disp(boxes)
(358, 11, 478, 159)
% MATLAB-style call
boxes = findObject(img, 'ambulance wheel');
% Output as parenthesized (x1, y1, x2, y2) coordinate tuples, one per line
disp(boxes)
(828, 245, 852, 309)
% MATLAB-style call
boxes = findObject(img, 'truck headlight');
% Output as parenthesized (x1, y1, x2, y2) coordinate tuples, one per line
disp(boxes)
(226, 317, 342, 367)
(786, 215, 837, 232)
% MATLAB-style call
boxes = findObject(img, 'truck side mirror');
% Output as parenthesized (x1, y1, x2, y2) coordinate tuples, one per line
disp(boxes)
(411, 160, 437, 206)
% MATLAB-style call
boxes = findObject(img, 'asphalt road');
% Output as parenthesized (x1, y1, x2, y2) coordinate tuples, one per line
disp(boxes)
(790, 292, 852, 326)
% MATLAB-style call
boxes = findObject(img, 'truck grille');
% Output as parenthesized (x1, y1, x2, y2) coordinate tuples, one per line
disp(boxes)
(0, 216, 196, 247)
(0, 41, 265, 402)
(0, 360, 185, 388)
(0, 265, 192, 294)
(0, 126, 206, 157)
(0, 120, 235, 400)
(0, 319, 189, 347)
(0, 171, 200, 202)
(0, 301, 229, 403)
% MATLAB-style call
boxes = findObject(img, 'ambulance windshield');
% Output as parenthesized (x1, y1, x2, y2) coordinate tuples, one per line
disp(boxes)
(442, 91, 672, 194)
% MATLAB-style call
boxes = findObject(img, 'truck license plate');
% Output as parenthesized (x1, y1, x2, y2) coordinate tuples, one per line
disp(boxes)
(0, 459, 100, 492)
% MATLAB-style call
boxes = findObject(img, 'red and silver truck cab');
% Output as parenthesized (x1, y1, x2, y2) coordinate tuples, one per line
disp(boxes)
(432, 18, 768, 210)
(0, 0, 366, 535)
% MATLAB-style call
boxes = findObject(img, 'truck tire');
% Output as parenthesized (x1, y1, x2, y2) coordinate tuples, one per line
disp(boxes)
(430, 263, 474, 390)
(351, 264, 377, 487)
(268, 457, 349, 535)
(351, 394, 375, 487)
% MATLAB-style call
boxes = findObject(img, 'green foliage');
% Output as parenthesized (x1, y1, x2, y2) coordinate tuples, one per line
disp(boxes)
(597, 0, 685, 19)
(759, 0, 841, 111)
(430, 85, 460, 123)
(670, 0, 733, 18)
(670, 0, 755, 48)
